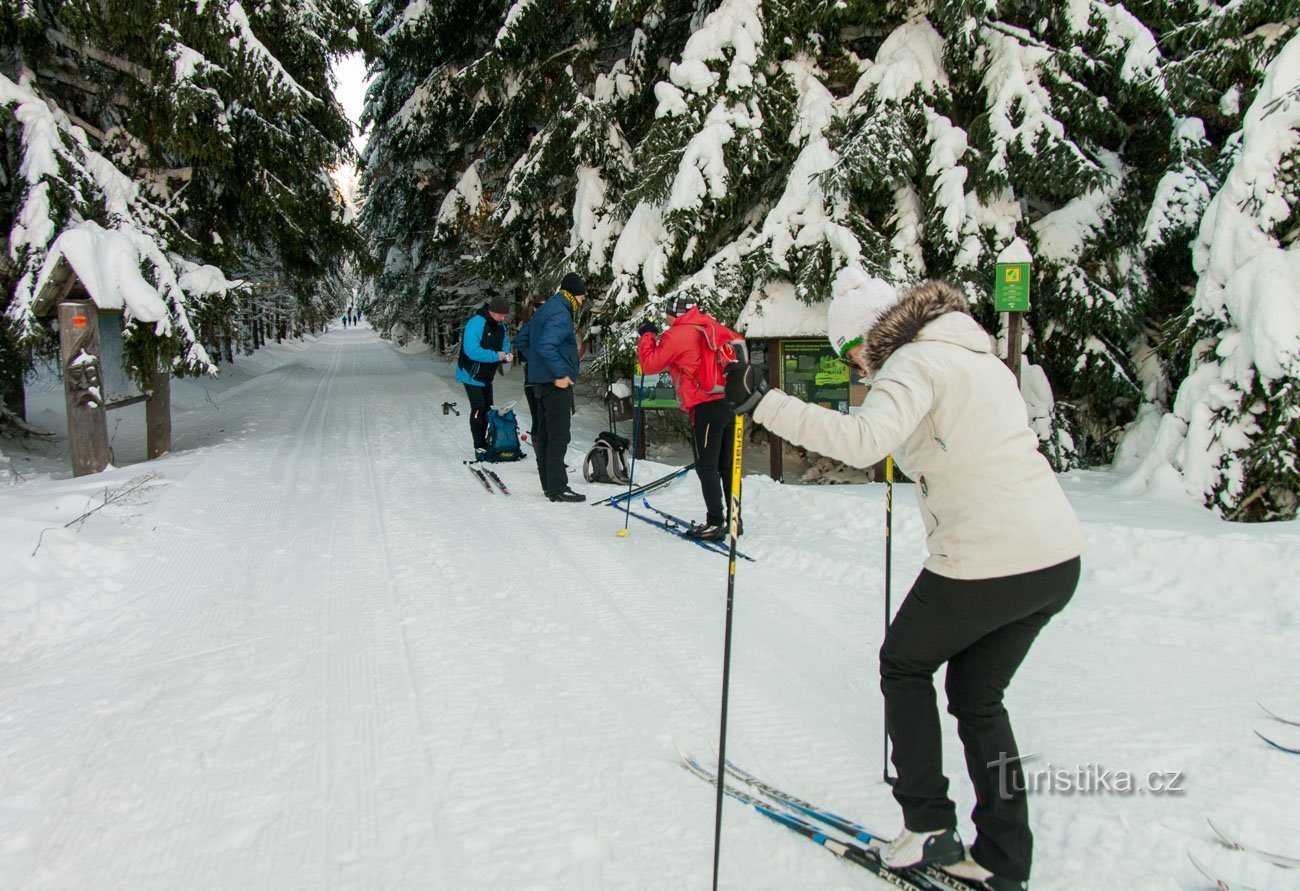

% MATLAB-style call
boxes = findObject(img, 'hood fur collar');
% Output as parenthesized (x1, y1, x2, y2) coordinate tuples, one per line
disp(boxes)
(863, 280, 970, 372)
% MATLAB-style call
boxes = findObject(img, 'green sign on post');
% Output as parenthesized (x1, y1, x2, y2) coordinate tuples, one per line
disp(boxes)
(633, 362, 680, 409)
(994, 262, 1031, 312)
(779, 338, 850, 412)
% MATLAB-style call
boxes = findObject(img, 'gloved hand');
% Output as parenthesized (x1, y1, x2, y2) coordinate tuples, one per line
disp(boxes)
(637, 318, 658, 337)
(725, 360, 768, 415)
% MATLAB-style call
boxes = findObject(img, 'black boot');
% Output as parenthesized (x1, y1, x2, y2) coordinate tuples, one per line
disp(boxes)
(684, 521, 726, 542)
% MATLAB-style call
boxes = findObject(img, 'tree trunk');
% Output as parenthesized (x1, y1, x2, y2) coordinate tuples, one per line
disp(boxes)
(0, 332, 26, 423)
(145, 368, 171, 459)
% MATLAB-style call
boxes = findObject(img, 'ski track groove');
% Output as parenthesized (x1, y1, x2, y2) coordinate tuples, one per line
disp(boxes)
(2, 331, 1022, 890)
(411, 373, 910, 888)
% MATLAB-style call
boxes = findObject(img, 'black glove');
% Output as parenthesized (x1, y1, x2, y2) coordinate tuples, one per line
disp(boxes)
(725, 360, 768, 415)
(637, 318, 658, 337)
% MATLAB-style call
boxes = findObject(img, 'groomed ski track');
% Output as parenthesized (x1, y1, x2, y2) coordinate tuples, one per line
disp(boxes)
(2, 327, 1298, 890)
(0, 329, 899, 890)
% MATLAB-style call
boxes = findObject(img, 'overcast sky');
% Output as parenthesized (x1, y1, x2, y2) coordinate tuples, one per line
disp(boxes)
(331, 52, 370, 154)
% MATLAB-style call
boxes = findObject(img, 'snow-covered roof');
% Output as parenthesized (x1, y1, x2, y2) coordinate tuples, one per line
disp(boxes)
(736, 280, 830, 338)
(32, 223, 168, 321)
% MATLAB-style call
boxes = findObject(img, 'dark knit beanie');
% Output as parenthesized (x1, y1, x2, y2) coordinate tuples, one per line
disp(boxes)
(488, 294, 510, 314)
(560, 272, 586, 296)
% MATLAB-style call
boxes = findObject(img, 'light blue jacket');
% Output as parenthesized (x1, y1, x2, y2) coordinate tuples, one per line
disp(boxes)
(455, 314, 511, 387)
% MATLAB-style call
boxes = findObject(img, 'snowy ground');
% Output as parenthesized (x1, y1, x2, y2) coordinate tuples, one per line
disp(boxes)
(1, 326, 1298, 891)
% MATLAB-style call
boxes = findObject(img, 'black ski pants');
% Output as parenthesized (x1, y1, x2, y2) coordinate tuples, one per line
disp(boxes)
(463, 381, 494, 452)
(880, 557, 1080, 882)
(690, 399, 735, 526)
(533, 383, 573, 496)
(523, 383, 540, 437)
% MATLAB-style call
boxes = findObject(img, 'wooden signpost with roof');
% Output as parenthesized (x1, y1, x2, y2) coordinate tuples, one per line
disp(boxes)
(34, 255, 173, 476)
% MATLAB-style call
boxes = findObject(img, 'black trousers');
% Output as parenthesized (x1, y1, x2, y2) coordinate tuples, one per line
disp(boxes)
(523, 382, 543, 438)
(463, 381, 493, 451)
(690, 399, 735, 525)
(880, 557, 1080, 881)
(533, 383, 573, 496)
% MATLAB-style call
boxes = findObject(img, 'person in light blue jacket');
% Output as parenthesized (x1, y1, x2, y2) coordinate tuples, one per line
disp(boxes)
(455, 295, 512, 458)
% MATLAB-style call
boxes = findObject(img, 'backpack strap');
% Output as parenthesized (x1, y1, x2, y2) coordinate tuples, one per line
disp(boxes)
(679, 324, 737, 394)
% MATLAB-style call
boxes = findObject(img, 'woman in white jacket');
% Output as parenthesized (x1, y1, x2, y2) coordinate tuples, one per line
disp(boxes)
(725, 272, 1086, 891)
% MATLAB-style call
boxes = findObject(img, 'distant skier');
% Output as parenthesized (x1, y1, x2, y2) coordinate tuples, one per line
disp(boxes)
(723, 270, 1087, 891)
(455, 295, 513, 460)
(636, 292, 742, 541)
(516, 272, 586, 502)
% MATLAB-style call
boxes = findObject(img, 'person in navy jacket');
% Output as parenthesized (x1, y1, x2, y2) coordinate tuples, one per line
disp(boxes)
(515, 272, 585, 502)
(455, 295, 512, 458)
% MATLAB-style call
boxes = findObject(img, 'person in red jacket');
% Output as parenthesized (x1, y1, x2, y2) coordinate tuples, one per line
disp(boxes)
(637, 292, 743, 541)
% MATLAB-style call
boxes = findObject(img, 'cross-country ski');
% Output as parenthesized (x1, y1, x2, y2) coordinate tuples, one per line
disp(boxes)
(1188, 852, 1264, 891)
(1208, 819, 1300, 869)
(1258, 702, 1300, 728)
(466, 461, 494, 492)
(677, 748, 938, 891)
(1254, 731, 1300, 755)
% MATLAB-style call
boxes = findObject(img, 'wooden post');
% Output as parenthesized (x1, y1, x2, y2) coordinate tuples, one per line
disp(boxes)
(58, 301, 110, 476)
(146, 368, 171, 459)
(767, 338, 784, 483)
(1005, 311, 1024, 387)
(994, 242, 1031, 389)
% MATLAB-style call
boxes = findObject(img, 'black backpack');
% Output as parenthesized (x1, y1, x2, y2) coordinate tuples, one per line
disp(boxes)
(583, 431, 631, 485)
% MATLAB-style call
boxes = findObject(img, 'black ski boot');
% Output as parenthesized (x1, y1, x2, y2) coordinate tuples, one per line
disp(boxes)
(684, 521, 726, 542)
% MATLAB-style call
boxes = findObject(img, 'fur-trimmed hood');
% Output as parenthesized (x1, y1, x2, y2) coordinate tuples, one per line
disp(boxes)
(862, 280, 977, 372)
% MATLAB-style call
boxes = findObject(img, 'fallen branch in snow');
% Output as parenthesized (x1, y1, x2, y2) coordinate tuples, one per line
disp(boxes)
(1226, 484, 1270, 522)
(32, 472, 163, 556)
(0, 404, 54, 439)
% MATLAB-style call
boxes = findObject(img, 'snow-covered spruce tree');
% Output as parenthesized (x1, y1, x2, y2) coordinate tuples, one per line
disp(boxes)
(360, 0, 698, 345)
(1, 1, 365, 416)
(1164, 30, 1300, 521)
(607, 2, 1172, 465)
(359, 0, 497, 339)
(1, 3, 216, 417)
(879, 3, 1169, 468)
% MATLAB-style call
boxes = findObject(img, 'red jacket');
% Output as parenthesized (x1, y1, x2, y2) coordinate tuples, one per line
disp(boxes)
(637, 307, 742, 415)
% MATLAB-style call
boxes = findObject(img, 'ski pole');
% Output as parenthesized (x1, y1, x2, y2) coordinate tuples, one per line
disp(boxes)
(711, 353, 747, 891)
(882, 454, 896, 786)
(617, 362, 645, 538)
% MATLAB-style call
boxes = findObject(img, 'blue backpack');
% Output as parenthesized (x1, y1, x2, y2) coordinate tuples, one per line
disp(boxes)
(485, 408, 524, 462)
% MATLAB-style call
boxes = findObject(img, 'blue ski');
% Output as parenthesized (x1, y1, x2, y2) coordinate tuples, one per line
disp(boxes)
(1255, 730, 1300, 754)
(718, 757, 981, 891)
(677, 749, 940, 890)
(640, 499, 755, 562)
(612, 506, 739, 558)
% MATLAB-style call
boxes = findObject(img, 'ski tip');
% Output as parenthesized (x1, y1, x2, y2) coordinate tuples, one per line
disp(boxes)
(1187, 852, 1236, 891)
(1206, 818, 1240, 851)
(1257, 701, 1300, 727)
(671, 740, 699, 766)
(1254, 730, 1300, 754)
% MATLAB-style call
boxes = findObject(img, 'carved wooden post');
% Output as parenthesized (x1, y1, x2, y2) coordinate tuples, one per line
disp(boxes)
(58, 301, 110, 476)
(146, 367, 171, 459)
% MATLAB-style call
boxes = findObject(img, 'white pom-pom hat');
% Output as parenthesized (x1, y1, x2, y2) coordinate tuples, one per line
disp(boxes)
(826, 267, 899, 358)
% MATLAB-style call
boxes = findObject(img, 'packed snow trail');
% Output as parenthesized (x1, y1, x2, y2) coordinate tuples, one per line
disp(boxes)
(0, 329, 907, 889)
(2, 327, 1299, 890)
